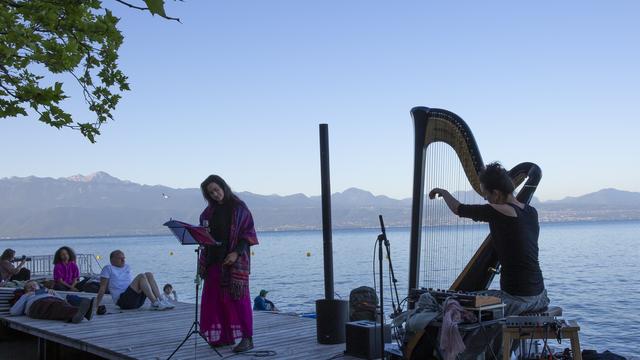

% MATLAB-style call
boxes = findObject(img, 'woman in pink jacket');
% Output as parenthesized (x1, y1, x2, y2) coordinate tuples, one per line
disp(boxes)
(53, 246, 80, 291)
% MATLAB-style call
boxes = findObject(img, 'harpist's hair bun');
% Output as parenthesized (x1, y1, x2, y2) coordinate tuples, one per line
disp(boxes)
(479, 162, 515, 195)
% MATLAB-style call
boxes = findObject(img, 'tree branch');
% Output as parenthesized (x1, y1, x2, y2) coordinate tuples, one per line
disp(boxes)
(114, 0, 182, 22)
(0, 81, 19, 99)
(1, 0, 24, 9)
(114, 0, 147, 11)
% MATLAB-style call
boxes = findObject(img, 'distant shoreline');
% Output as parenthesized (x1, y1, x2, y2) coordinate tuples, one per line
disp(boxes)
(1, 218, 639, 241)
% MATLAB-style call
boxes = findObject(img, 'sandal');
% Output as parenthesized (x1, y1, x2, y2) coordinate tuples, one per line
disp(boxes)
(232, 337, 253, 353)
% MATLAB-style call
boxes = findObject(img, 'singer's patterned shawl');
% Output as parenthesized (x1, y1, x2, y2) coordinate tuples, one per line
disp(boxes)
(199, 200, 258, 299)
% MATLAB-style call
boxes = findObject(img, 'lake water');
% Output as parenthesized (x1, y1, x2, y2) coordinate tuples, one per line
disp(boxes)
(2, 221, 639, 357)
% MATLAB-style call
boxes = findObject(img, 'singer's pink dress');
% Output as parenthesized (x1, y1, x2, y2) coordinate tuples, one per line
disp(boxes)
(198, 201, 258, 345)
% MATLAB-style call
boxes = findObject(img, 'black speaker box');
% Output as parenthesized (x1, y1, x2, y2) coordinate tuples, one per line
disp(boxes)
(316, 299, 349, 344)
(344, 320, 391, 359)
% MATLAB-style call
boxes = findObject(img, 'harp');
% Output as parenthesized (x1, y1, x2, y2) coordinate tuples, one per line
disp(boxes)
(407, 107, 542, 295)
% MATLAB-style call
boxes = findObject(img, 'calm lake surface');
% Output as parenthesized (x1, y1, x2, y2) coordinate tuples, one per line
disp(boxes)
(2, 221, 639, 356)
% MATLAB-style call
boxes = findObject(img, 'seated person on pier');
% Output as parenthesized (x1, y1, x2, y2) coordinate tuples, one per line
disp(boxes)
(429, 162, 549, 316)
(53, 246, 81, 291)
(253, 289, 278, 311)
(96, 250, 174, 312)
(9, 280, 94, 323)
(0, 248, 31, 282)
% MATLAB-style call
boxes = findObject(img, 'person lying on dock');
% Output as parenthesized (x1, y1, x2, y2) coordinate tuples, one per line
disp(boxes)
(9, 280, 94, 323)
(95, 250, 175, 312)
(53, 246, 81, 291)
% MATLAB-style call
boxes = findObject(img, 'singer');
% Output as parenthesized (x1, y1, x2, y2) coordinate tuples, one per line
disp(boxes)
(198, 175, 259, 353)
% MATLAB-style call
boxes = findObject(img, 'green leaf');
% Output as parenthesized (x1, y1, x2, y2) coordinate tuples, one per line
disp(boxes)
(144, 0, 168, 17)
(1, 0, 180, 143)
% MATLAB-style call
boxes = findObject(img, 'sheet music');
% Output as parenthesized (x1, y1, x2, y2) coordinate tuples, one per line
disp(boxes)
(163, 220, 218, 246)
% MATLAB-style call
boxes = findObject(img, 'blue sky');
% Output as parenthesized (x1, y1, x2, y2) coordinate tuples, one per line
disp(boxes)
(1, 1, 638, 201)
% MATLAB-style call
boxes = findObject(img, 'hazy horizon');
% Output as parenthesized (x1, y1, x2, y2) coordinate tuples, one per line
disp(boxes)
(1, 170, 635, 202)
(2, 1, 639, 202)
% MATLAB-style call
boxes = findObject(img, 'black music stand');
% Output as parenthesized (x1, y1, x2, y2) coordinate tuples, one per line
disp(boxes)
(164, 220, 222, 359)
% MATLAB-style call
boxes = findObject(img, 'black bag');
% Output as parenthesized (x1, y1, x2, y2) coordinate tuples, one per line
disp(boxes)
(81, 280, 102, 293)
(349, 286, 379, 321)
(582, 350, 627, 360)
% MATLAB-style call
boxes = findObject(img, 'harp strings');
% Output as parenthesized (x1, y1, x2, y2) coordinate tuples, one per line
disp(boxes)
(421, 142, 485, 290)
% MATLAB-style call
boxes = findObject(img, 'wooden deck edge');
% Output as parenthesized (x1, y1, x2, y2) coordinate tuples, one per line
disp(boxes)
(1, 317, 133, 360)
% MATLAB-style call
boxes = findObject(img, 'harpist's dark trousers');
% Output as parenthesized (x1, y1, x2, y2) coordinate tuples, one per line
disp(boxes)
(29, 298, 79, 322)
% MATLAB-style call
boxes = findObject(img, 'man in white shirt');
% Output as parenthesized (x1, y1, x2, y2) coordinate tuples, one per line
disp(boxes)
(96, 250, 174, 311)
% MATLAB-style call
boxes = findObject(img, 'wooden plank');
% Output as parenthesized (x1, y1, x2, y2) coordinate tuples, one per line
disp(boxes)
(0, 296, 360, 360)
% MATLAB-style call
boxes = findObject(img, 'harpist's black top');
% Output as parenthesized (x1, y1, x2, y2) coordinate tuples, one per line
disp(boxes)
(458, 203, 545, 296)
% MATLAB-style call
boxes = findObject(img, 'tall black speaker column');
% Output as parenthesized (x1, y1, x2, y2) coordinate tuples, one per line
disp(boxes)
(316, 124, 349, 344)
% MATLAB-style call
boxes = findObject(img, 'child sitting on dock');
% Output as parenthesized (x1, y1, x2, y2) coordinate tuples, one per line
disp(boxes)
(10, 280, 94, 323)
(159, 283, 178, 303)
(95, 250, 175, 312)
(53, 246, 80, 291)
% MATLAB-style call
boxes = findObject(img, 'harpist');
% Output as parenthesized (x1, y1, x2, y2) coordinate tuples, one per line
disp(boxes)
(429, 162, 549, 316)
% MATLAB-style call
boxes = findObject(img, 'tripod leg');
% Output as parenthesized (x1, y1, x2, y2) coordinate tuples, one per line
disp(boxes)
(196, 329, 222, 357)
(167, 325, 223, 359)
(167, 248, 223, 359)
(184, 321, 196, 336)
(167, 328, 197, 360)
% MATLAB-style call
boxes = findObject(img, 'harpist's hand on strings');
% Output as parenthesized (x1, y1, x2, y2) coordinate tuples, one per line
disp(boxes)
(428, 188, 460, 214)
(429, 188, 449, 199)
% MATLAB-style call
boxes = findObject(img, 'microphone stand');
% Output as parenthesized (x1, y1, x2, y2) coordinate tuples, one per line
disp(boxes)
(379, 216, 401, 316)
(377, 225, 385, 359)
(376, 215, 402, 359)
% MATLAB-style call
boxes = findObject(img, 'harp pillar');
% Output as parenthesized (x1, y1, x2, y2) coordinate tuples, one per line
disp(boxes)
(408, 109, 429, 293)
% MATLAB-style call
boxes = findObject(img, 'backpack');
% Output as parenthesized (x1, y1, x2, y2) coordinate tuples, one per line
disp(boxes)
(81, 281, 102, 293)
(349, 286, 379, 321)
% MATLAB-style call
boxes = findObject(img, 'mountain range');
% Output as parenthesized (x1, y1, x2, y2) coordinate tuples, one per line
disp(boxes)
(1, 172, 639, 239)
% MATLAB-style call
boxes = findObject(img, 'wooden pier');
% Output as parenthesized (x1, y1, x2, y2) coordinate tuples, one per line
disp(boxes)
(0, 291, 360, 360)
